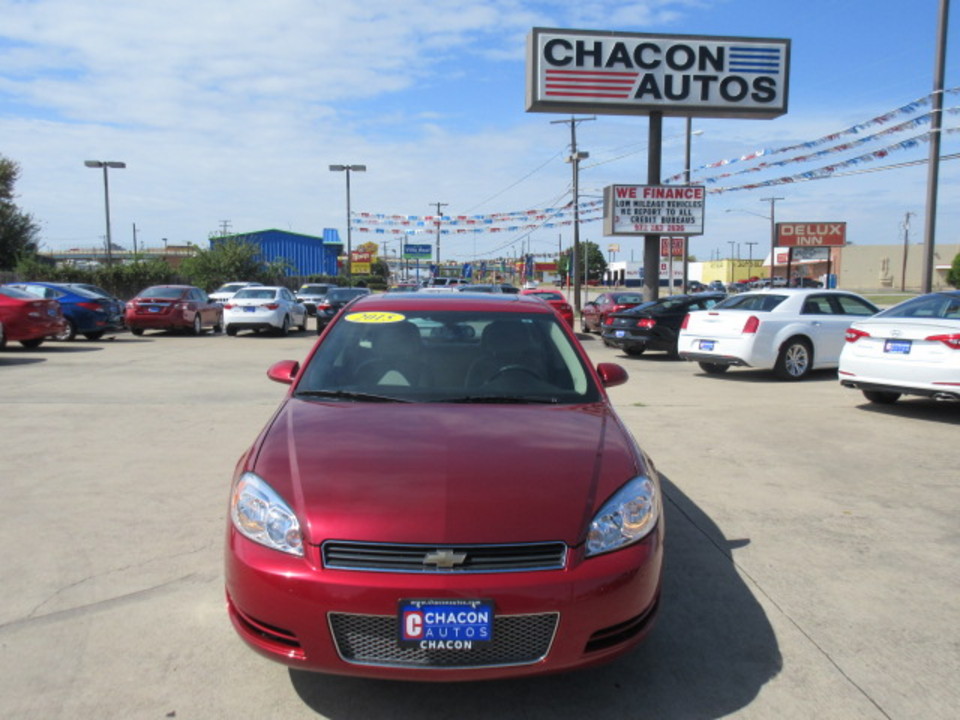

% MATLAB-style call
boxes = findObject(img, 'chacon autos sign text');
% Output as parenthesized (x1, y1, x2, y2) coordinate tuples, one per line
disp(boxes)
(526, 28, 790, 119)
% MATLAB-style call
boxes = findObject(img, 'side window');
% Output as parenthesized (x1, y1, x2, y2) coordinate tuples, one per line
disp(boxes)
(801, 297, 831, 315)
(832, 295, 878, 316)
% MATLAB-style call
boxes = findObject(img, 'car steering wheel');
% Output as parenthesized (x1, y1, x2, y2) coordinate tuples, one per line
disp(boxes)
(485, 364, 542, 383)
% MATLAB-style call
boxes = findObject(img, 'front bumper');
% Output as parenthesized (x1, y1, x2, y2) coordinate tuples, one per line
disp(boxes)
(224, 526, 663, 680)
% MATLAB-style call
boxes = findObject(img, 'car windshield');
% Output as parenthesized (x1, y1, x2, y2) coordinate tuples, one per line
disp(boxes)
(878, 293, 960, 320)
(534, 291, 564, 301)
(299, 285, 330, 294)
(294, 309, 600, 405)
(327, 288, 368, 302)
(139, 286, 187, 299)
(234, 288, 278, 300)
(714, 293, 787, 312)
(0, 286, 35, 299)
(216, 284, 247, 293)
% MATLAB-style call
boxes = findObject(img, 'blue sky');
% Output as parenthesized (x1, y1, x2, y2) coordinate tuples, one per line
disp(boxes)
(1, 0, 957, 266)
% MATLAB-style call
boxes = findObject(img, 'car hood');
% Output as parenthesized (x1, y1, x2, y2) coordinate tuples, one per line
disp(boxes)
(249, 400, 647, 547)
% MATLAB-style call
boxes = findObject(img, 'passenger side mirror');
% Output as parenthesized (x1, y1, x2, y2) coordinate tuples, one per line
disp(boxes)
(267, 360, 300, 385)
(596, 362, 628, 388)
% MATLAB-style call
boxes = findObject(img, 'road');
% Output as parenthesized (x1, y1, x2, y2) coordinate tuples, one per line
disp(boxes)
(1, 329, 957, 719)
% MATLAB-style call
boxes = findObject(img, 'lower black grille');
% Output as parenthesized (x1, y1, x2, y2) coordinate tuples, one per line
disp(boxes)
(329, 612, 558, 668)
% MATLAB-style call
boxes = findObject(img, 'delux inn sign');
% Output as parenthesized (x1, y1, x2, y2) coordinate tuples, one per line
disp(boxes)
(526, 27, 790, 119)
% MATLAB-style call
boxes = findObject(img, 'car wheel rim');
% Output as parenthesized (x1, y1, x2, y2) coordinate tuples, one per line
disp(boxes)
(785, 345, 809, 376)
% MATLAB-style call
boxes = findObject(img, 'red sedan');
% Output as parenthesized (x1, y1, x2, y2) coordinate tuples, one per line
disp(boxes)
(225, 293, 663, 680)
(581, 292, 646, 334)
(520, 288, 574, 327)
(0, 285, 67, 349)
(125, 285, 223, 336)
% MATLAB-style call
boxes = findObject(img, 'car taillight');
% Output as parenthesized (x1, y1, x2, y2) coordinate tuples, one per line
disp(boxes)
(926, 333, 960, 349)
(224, 303, 235, 309)
(845, 328, 871, 343)
(264, 303, 280, 310)
(637, 318, 656, 329)
(681, 313, 690, 329)
(742, 316, 760, 334)
(603, 316, 615, 326)
(77, 301, 102, 311)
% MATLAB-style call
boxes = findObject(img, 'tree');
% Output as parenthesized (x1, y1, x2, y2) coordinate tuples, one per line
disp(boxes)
(556, 241, 607, 284)
(179, 237, 267, 291)
(0, 155, 40, 270)
(948, 252, 960, 289)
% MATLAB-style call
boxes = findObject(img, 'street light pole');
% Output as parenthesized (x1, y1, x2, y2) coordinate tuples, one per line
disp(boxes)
(84, 160, 126, 265)
(552, 115, 594, 316)
(329, 164, 366, 285)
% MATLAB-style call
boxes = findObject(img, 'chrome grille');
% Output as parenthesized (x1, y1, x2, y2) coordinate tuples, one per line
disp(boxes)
(329, 612, 558, 668)
(322, 541, 567, 573)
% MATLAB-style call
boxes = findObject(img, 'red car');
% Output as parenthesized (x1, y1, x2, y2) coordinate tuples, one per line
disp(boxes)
(225, 293, 663, 680)
(580, 292, 646, 334)
(0, 285, 67, 349)
(125, 285, 223, 336)
(520, 288, 574, 327)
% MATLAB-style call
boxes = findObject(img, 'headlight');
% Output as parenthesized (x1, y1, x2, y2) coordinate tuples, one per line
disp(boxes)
(230, 472, 303, 556)
(586, 476, 660, 557)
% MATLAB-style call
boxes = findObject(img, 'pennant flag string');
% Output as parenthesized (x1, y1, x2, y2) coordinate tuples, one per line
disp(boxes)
(664, 87, 959, 184)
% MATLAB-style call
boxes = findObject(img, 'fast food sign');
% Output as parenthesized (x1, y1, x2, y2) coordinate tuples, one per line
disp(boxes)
(526, 28, 790, 119)
(604, 185, 706, 236)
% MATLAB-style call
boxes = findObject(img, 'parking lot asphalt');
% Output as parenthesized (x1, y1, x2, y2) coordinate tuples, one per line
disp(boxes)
(1, 329, 958, 720)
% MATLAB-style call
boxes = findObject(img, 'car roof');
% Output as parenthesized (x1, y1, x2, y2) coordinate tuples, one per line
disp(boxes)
(347, 292, 555, 314)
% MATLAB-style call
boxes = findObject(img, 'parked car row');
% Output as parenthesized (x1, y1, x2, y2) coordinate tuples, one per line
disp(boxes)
(597, 287, 959, 405)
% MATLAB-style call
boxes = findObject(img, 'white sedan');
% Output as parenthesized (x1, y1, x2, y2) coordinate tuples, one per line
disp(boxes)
(223, 286, 308, 336)
(677, 289, 879, 380)
(838, 290, 960, 404)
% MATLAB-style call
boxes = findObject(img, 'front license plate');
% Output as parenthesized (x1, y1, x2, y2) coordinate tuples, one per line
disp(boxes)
(398, 599, 493, 648)
(699, 340, 716, 351)
(884, 339, 912, 354)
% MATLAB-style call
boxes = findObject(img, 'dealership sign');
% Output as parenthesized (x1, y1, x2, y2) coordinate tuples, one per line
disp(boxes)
(776, 223, 847, 247)
(604, 185, 705, 236)
(526, 28, 790, 118)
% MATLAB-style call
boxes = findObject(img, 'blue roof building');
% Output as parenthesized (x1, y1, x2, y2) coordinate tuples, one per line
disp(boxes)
(212, 229, 343, 276)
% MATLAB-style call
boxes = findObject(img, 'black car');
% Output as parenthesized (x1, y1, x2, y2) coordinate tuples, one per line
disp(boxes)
(315, 287, 372, 333)
(602, 292, 726, 356)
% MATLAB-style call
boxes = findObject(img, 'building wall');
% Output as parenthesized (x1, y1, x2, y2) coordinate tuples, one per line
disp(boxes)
(836, 243, 959, 291)
(219, 229, 343, 276)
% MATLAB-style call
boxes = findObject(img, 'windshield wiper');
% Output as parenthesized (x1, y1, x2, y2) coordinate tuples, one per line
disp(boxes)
(441, 395, 560, 404)
(295, 390, 413, 403)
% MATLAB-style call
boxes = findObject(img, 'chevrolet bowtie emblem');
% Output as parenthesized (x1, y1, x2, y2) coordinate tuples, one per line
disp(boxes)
(423, 549, 468, 569)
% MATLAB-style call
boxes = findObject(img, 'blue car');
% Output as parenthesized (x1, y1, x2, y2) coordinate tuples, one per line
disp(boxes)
(5, 282, 125, 341)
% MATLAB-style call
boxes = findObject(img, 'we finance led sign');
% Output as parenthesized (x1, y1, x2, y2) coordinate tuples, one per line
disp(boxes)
(526, 28, 790, 119)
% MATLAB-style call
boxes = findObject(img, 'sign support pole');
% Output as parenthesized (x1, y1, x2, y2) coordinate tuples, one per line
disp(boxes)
(643, 112, 663, 302)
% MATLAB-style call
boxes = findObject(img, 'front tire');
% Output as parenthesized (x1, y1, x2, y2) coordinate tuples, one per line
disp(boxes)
(83, 331, 105, 340)
(863, 390, 900, 405)
(20, 338, 43, 349)
(699, 361, 729, 374)
(774, 338, 812, 380)
(192, 314, 203, 336)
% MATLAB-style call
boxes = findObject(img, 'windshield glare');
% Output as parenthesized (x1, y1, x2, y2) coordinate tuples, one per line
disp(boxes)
(295, 310, 599, 404)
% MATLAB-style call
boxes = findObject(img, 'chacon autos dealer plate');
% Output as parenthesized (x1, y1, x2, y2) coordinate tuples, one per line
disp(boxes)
(398, 599, 493, 650)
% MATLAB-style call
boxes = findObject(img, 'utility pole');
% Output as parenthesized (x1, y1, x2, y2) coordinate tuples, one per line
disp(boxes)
(921, 0, 950, 293)
(430, 201, 448, 271)
(219, 220, 232, 237)
(552, 115, 595, 315)
(901, 211, 916, 292)
(760, 197, 784, 281)
(746, 241, 758, 266)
